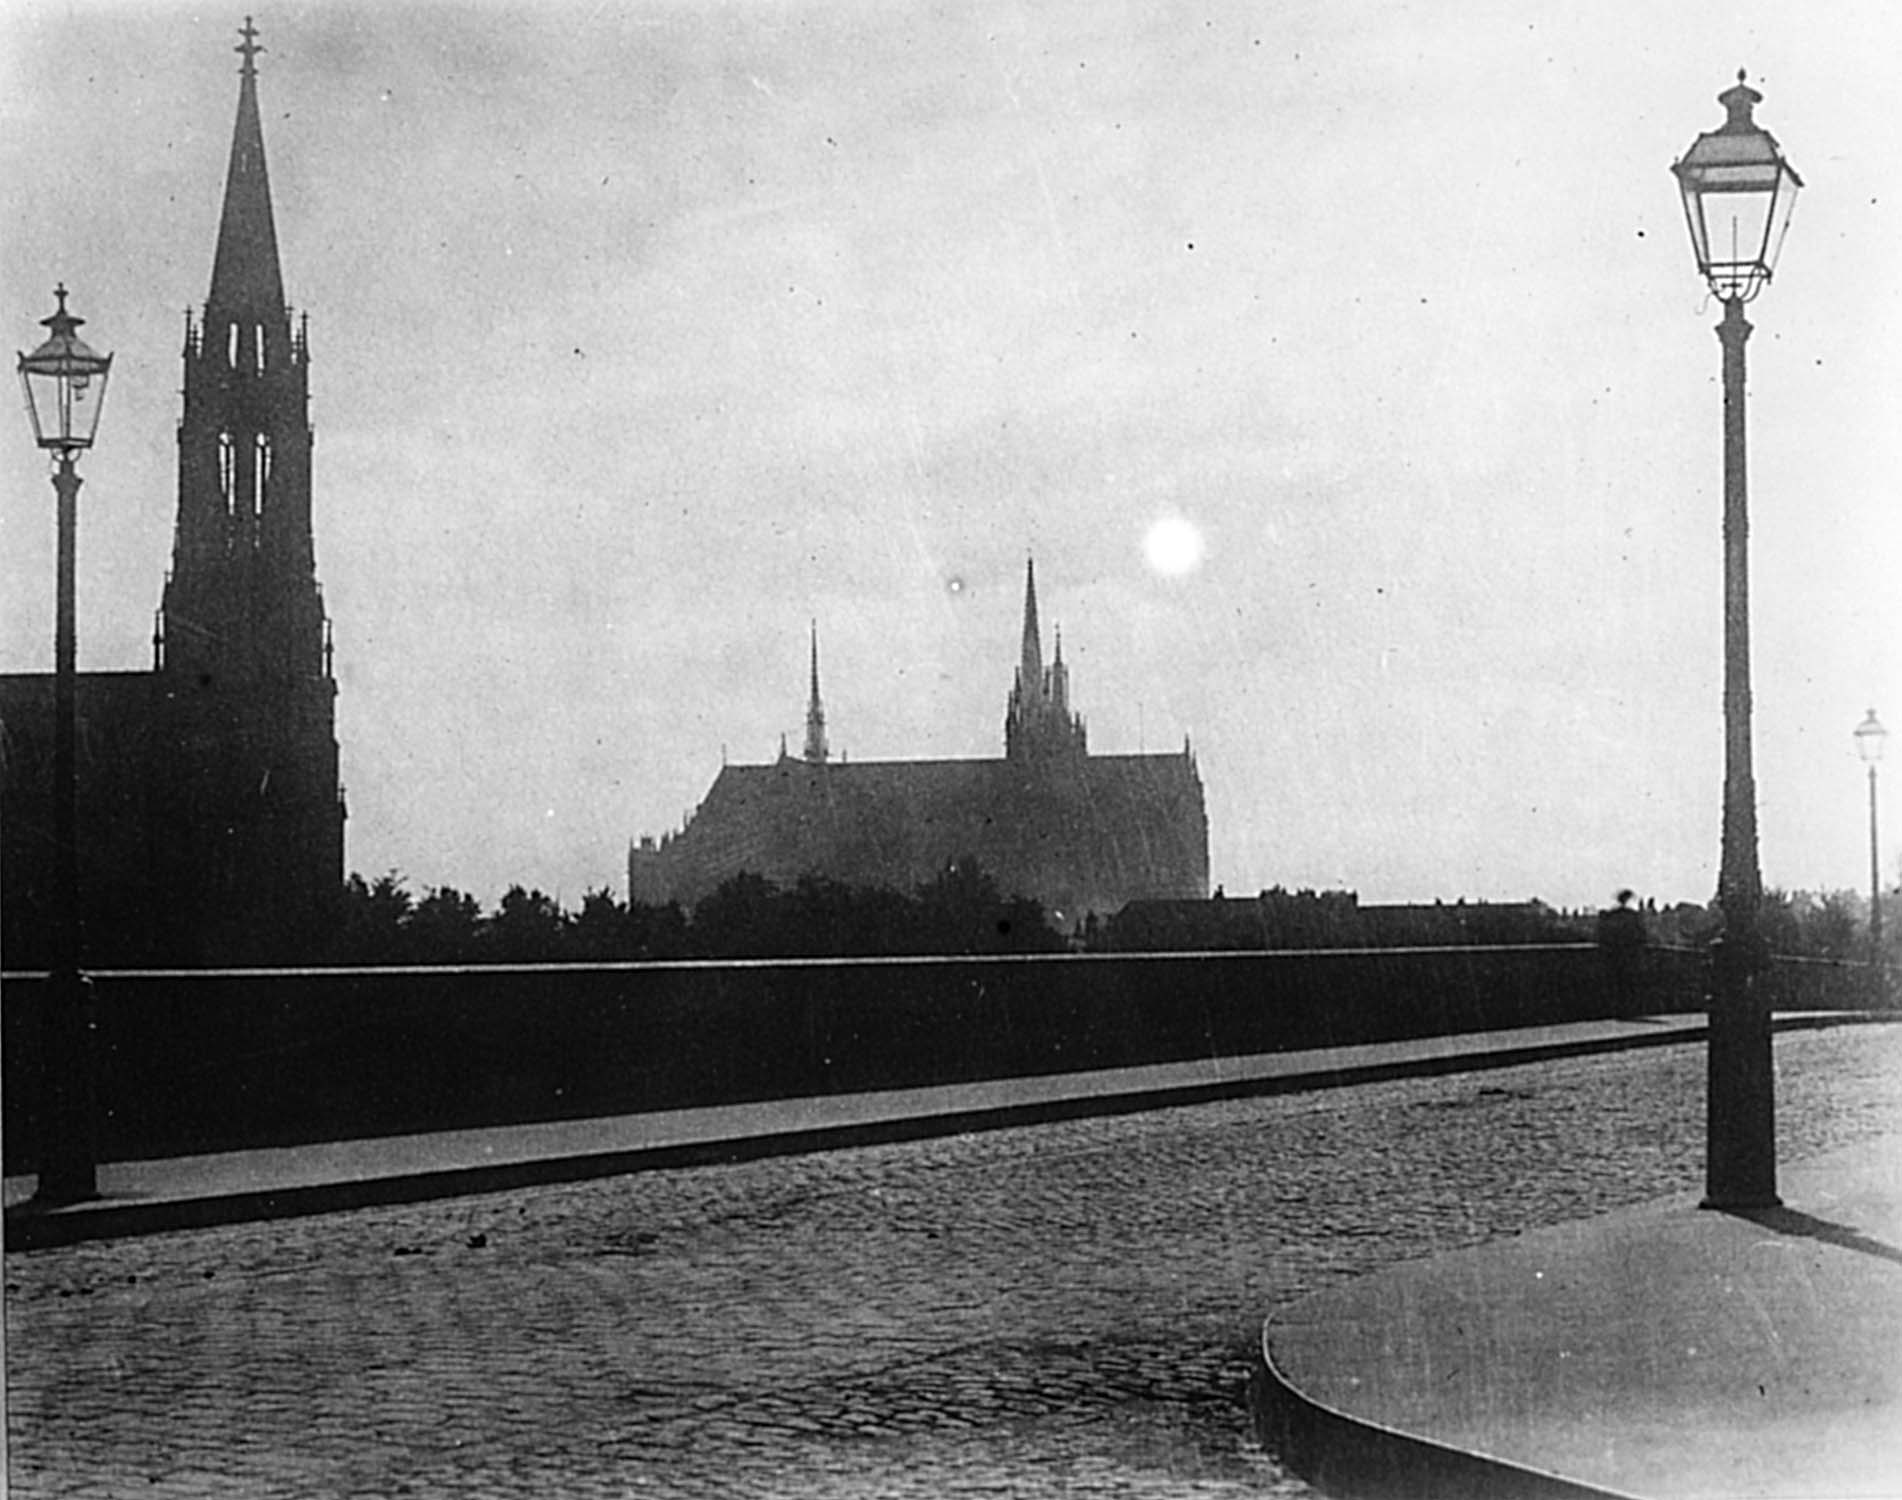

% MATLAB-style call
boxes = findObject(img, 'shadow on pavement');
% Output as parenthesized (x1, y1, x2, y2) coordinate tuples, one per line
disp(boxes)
(1722, 1205, 1902, 1268)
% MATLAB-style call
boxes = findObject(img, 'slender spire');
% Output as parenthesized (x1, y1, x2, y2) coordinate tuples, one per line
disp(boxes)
(803, 620, 830, 764)
(1019, 555, 1044, 691)
(207, 16, 286, 321)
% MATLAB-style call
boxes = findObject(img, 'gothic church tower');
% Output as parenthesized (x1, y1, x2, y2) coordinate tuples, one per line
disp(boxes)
(1004, 557, 1086, 766)
(154, 20, 343, 958)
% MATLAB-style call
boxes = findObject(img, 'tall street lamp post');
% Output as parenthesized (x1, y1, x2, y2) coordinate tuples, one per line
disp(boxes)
(1672, 72, 1801, 1211)
(17, 285, 113, 1204)
(1854, 709, 1888, 975)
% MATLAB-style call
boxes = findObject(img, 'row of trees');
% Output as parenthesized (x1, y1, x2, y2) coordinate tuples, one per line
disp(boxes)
(1632, 888, 1892, 961)
(325, 859, 1066, 966)
(325, 862, 1896, 968)
(1757, 888, 1894, 962)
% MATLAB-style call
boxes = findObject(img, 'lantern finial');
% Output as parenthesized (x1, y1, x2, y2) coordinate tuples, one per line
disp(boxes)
(39, 284, 83, 341)
(1718, 70, 1762, 131)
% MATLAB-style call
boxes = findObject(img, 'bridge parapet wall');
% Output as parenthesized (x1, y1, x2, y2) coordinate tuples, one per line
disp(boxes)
(4, 945, 1851, 1173)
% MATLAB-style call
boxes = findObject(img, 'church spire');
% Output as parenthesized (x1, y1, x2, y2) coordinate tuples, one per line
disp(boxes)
(803, 620, 830, 764)
(1004, 555, 1086, 765)
(135, 17, 345, 962)
(1018, 555, 1044, 693)
(206, 17, 286, 323)
(162, 15, 324, 688)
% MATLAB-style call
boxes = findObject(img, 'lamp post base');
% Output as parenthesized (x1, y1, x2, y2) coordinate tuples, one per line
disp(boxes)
(31, 968, 99, 1206)
(1701, 935, 1779, 1211)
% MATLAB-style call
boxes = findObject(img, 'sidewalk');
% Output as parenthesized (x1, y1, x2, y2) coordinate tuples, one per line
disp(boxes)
(1256, 1122, 1902, 1498)
(0, 1012, 1858, 1253)
(3, 1003, 1742, 1254)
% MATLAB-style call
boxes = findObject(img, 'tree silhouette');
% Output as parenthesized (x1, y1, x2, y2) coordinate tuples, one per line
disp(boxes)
(915, 857, 1062, 954)
(689, 872, 784, 958)
(408, 885, 484, 963)
(332, 870, 413, 963)
(487, 885, 567, 963)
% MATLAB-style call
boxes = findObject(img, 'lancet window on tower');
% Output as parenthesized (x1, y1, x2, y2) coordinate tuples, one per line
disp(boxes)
(218, 432, 237, 514)
(218, 320, 271, 372)
(254, 433, 272, 509)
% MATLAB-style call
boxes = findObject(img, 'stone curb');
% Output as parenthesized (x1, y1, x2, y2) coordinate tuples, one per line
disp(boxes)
(1248, 1334, 1641, 1500)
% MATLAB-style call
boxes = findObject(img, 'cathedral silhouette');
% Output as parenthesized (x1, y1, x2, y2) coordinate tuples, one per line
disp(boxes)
(630, 559, 1210, 926)
(1, 23, 344, 966)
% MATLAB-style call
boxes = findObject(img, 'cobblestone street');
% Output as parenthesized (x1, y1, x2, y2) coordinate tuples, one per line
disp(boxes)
(9, 1023, 1900, 1498)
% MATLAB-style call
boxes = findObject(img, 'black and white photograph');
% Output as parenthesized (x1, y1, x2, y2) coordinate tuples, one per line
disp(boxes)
(4, 2, 1900, 1494)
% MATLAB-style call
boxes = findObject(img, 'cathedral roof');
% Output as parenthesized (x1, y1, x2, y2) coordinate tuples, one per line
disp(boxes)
(705, 750, 1200, 802)
(661, 749, 1206, 911)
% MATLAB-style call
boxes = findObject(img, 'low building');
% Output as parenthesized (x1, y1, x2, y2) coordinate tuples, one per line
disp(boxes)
(1101, 891, 1578, 952)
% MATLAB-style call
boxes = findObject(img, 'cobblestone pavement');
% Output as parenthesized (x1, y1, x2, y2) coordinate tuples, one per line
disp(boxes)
(9, 1023, 1901, 1498)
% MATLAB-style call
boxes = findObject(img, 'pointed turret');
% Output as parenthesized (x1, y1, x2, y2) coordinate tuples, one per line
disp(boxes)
(803, 622, 830, 764)
(1051, 623, 1069, 718)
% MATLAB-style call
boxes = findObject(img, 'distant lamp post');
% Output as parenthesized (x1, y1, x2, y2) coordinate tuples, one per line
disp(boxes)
(1672, 73, 1800, 1211)
(1854, 709, 1888, 973)
(17, 284, 113, 1204)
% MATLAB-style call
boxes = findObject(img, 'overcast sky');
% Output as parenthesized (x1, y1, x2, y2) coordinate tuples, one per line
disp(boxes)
(4, 0, 1901, 914)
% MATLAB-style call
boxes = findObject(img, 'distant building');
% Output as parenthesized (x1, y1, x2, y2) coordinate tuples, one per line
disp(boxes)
(629, 561, 1208, 924)
(0, 25, 343, 965)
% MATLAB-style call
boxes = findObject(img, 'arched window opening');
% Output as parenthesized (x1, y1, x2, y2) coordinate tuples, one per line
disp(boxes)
(217, 432, 237, 516)
(254, 433, 272, 508)
(226, 321, 240, 369)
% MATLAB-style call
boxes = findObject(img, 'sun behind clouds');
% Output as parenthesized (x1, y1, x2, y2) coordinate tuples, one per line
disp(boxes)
(1143, 514, 1206, 577)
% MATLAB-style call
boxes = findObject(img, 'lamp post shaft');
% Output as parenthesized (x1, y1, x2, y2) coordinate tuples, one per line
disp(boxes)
(38, 454, 97, 1204)
(54, 456, 78, 957)
(1716, 298, 1760, 921)
(1704, 295, 1778, 1210)
(1871, 763, 1884, 962)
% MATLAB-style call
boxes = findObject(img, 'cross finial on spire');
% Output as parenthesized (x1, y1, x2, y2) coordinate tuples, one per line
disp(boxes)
(237, 17, 264, 76)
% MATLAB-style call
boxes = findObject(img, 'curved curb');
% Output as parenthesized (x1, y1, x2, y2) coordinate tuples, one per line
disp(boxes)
(1250, 1320, 1642, 1500)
